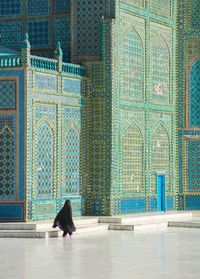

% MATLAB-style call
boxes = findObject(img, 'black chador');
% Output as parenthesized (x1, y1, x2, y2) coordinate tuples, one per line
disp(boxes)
(52, 200, 76, 237)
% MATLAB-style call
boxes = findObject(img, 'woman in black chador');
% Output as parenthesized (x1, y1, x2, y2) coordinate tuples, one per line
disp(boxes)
(52, 200, 76, 237)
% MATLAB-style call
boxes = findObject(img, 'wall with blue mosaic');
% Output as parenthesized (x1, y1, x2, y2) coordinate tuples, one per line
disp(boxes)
(177, 0, 200, 210)
(0, 0, 200, 221)
(0, 0, 71, 62)
(24, 54, 83, 220)
(0, 70, 25, 221)
(189, 59, 200, 127)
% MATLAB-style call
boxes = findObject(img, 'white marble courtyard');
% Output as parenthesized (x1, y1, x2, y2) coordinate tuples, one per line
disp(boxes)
(0, 227, 200, 279)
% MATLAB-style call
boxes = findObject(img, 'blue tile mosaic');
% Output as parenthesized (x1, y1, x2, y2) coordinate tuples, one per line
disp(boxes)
(54, 0, 70, 14)
(27, 20, 49, 47)
(35, 74, 57, 90)
(0, 204, 24, 220)
(120, 198, 146, 214)
(0, 80, 16, 109)
(0, 0, 21, 17)
(63, 78, 81, 94)
(0, 21, 22, 48)
(189, 59, 200, 127)
(185, 196, 200, 210)
(27, 0, 49, 16)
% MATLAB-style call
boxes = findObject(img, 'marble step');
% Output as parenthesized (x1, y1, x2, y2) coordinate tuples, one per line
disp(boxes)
(0, 224, 109, 238)
(49, 224, 109, 237)
(168, 221, 200, 229)
(109, 222, 168, 231)
(0, 230, 47, 238)
(0, 217, 99, 231)
(99, 212, 193, 224)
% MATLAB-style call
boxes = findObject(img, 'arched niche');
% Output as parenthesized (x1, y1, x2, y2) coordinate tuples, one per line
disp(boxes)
(34, 121, 55, 198)
(121, 122, 144, 193)
(121, 27, 144, 97)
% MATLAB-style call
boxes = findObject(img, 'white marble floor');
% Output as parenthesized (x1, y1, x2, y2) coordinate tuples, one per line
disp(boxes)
(0, 228, 200, 279)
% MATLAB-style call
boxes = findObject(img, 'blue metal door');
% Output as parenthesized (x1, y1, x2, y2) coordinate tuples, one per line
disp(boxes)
(157, 175, 165, 212)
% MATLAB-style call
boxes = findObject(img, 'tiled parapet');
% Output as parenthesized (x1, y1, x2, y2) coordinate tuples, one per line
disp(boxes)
(0, 56, 21, 67)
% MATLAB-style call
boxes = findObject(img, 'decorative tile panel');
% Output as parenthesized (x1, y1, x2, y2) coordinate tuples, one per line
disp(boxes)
(151, 124, 171, 193)
(0, 80, 16, 110)
(121, 123, 144, 193)
(35, 105, 56, 123)
(63, 78, 81, 94)
(120, 28, 144, 97)
(122, 0, 144, 9)
(0, 21, 22, 48)
(150, 0, 171, 17)
(27, 20, 49, 47)
(35, 122, 54, 198)
(0, 0, 21, 17)
(55, 18, 70, 46)
(63, 106, 81, 123)
(191, 0, 200, 28)
(185, 139, 200, 192)
(54, 0, 70, 14)
(120, 198, 146, 213)
(0, 204, 23, 221)
(189, 59, 200, 127)
(150, 29, 170, 102)
(27, 0, 49, 16)
(63, 127, 80, 195)
(72, 0, 112, 58)
(0, 114, 16, 200)
(35, 74, 57, 91)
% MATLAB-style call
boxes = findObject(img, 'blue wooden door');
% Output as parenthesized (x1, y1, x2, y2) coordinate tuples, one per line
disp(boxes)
(157, 175, 165, 212)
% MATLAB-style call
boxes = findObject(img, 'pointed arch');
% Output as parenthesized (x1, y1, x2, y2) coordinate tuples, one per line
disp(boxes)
(34, 120, 55, 198)
(0, 125, 15, 198)
(120, 26, 144, 97)
(62, 121, 80, 195)
(64, 119, 81, 134)
(36, 116, 55, 132)
(151, 120, 171, 144)
(121, 121, 144, 193)
(150, 33, 170, 99)
(0, 125, 14, 136)
(122, 117, 144, 141)
(150, 122, 171, 193)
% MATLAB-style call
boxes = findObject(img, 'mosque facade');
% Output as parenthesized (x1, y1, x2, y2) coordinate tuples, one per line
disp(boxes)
(0, 0, 199, 221)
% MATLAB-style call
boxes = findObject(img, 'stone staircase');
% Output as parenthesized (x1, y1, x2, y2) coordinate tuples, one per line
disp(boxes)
(0, 217, 108, 238)
(99, 212, 198, 231)
(0, 212, 200, 238)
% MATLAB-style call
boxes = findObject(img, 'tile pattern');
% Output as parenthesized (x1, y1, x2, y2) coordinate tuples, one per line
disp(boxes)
(1, 0, 197, 219)
(120, 28, 144, 97)
(0, 0, 70, 62)
(0, 81, 16, 109)
(150, 0, 171, 17)
(0, 0, 21, 17)
(186, 139, 200, 192)
(27, 20, 49, 47)
(177, 0, 200, 209)
(151, 125, 170, 193)
(191, 0, 200, 27)
(0, 71, 25, 221)
(35, 122, 54, 198)
(72, 0, 112, 59)
(150, 30, 170, 102)
(189, 59, 200, 127)
(0, 115, 16, 200)
(122, 124, 144, 194)
(27, 0, 49, 16)
(0, 21, 22, 48)
(63, 127, 80, 195)
(54, 0, 70, 14)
